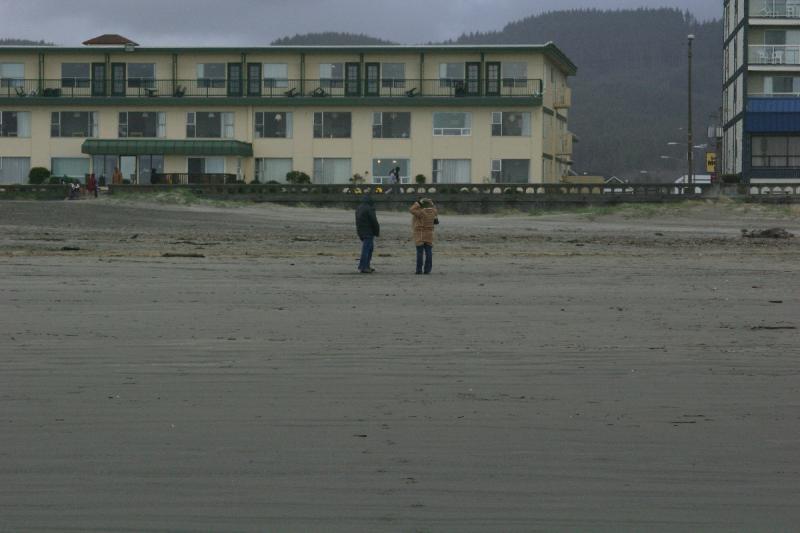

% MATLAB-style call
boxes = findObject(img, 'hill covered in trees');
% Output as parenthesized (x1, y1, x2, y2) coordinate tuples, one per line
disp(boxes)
(452, 8, 721, 179)
(0, 38, 53, 46)
(272, 32, 394, 46)
(273, 8, 722, 179)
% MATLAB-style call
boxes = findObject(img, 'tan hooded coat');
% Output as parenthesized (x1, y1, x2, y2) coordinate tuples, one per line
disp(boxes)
(410, 202, 438, 245)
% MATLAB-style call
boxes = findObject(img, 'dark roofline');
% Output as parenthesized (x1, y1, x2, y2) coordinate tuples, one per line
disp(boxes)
(1, 43, 577, 75)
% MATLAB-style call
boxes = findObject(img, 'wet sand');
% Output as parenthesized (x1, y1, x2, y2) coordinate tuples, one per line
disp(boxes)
(1, 199, 799, 531)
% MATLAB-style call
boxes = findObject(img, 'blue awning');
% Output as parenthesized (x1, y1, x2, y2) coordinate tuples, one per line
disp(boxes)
(746, 98, 800, 133)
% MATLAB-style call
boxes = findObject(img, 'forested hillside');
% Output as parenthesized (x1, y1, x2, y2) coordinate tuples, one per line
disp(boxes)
(0, 38, 53, 45)
(275, 8, 722, 179)
(272, 32, 394, 46)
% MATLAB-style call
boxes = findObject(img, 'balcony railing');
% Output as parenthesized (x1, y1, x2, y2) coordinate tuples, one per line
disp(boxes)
(749, 45, 800, 65)
(1, 78, 544, 100)
(750, 0, 800, 18)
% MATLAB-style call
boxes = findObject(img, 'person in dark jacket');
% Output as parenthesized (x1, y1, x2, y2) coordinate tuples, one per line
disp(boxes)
(355, 194, 380, 273)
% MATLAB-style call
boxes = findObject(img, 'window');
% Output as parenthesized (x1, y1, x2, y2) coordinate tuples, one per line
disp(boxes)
(0, 111, 31, 137)
(0, 63, 24, 88)
(433, 112, 471, 136)
(127, 63, 155, 88)
(255, 112, 292, 138)
(188, 156, 225, 174)
(491, 112, 531, 137)
(764, 75, 800, 95)
(255, 158, 293, 182)
(51, 157, 89, 178)
(503, 62, 528, 87)
(91, 155, 118, 181)
(752, 136, 800, 167)
(197, 63, 225, 89)
(432, 159, 471, 183)
(382, 63, 405, 88)
(313, 112, 351, 138)
(319, 63, 344, 88)
(439, 63, 465, 87)
(138, 155, 164, 183)
(61, 63, 90, 88)
(186, 112, 234, 138)
(0, 157, 30, 184)
(119, 111, 165, 138)
(372, 112, 410, 138)
(51, 111, 97, 137)
(491, 159, 530, 183)
(264, 63, 288, 88)
(372, 158, 410, 184)
(313, 158, 351, 184)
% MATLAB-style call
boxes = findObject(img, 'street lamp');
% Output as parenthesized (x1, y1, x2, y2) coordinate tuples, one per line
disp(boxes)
(687, 34, 695, 186)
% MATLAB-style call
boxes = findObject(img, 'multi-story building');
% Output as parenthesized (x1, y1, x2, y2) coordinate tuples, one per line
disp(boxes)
(0, 35, 576, 186)
(723, 0, 800, 182)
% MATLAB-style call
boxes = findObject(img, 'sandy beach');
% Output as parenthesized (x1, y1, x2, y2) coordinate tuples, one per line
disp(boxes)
(1, 197, 799, 532)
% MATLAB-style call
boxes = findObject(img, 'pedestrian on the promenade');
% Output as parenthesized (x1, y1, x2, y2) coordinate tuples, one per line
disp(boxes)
(86, 173, 98, 198)
(355, 194, 380, 273)
(410, 198, 438, 274)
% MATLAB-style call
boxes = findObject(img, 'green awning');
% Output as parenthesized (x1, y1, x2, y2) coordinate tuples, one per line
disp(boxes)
(81, 139, 253, 157)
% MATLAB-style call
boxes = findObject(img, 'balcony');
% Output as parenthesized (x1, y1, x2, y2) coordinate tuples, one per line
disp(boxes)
(553, 87, 572, 109)
(1, 78, 544, 103)
(557, 133, 574, 156)
(750, 0, 800, 18)
(749, 44, 800, 65)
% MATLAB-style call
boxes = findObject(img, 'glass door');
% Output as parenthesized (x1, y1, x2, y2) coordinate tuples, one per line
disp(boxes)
(91, 63, 106, 96)
(365, 63, 380, 96)
(247, 63, 261, 96)
(119, 155, 137, 184)
(345, 62, 360, 96)
(485, 62, 500, 96)
(111, 63, 126, 96)
(466, 62, 481, 96)
(227, 63, 242, 96)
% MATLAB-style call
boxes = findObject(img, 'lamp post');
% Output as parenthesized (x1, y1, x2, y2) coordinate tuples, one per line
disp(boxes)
(687, 34, 695, 187)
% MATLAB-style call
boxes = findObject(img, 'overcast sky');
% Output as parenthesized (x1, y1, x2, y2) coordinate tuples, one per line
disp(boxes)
(0, 0, 719, 46)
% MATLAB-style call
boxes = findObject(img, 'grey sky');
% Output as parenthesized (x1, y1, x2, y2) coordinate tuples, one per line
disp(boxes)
(0, 0, 719, 46)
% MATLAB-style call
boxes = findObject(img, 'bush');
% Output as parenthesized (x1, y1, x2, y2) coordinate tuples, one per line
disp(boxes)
(415, 174, 427, 184)
(28, 167, 51, 185)
(286, 170, 311, 184)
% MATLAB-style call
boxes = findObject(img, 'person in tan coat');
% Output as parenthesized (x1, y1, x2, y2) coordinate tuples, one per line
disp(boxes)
(410, 198, 439, 274)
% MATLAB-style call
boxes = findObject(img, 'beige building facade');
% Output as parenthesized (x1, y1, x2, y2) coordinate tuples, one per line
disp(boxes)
(0, 40, 576, 185)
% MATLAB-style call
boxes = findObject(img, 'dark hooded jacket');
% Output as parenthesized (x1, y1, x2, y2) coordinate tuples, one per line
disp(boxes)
(355, 195, 380, 239)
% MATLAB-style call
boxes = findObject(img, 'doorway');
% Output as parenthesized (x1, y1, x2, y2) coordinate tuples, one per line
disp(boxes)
(120, 156, 137, 184)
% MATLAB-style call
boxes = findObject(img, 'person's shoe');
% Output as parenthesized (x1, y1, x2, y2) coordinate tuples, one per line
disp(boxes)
(359, 269, 372, 274)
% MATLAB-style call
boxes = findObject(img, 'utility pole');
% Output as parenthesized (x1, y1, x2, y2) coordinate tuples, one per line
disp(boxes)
(687, 34, 695, 187)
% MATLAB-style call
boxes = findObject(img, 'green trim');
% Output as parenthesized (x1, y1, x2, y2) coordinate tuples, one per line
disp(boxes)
(81, 139, 253, 156)
(7, 95, 543, 107)
(542, 153, 554, 160)
(543, 107, 555, 116)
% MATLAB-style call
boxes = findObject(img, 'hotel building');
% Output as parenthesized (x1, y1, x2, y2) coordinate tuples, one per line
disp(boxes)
(0, 35, 576, 185)
(723, 0, 800, 181)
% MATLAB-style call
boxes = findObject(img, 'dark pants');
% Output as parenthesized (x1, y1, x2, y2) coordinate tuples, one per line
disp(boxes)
(358, 236, 374, 271)
(416, 243, 432, 274)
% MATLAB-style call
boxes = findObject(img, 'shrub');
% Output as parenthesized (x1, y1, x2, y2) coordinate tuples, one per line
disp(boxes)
(415, 174, 427, 184)
(286, 170, 311, 184)
(350, 173, 365, 184)
(28, 167, 51, 184)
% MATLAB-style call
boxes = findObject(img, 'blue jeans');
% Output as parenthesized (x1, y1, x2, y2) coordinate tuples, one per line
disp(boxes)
(416, 244, 432, 273)
(358, 236, 374, 271)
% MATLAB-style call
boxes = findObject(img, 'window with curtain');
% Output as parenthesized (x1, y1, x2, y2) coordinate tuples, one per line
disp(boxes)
(51, 157, 89, 178)
(0, 111, 31, 137)
(119, 111, 165, 138)
(433, 112, 471, 136)
(752, 136, 800, 167)
(313, 158, 351, 184)
(432, 159, 471, 183)
(92, 155, 118, 181)
(197, 63, 225, 88)
(502, 62, 528, 87)
(381, 63, 405, 88)
(0, 157, 30, 184)
(491, 112, 531, 137)
(61, 63, 90, 88)
(313, 112, 351, 138)
(372, 158, 410, 184)
(255, 158, 293, 182)
(319, 63, 344, 88)
(127, 63, 156, 88)
(439, 63, 465, 87)
(255, 112, 292, 138)
(50, 111, 97, 137)
(372, 112, 410, 138)
(188, 156, 225, 174)
(264, 64, 289, 88)
(0, 63, 24, 87)
(491, 159, 529, 183)
(187, 112, 234, 138)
